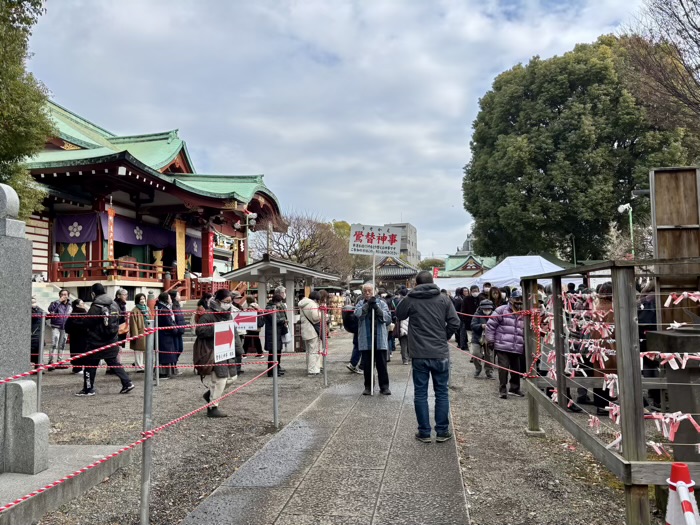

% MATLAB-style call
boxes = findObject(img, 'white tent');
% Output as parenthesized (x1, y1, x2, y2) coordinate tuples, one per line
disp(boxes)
(472, 255, 582, 289)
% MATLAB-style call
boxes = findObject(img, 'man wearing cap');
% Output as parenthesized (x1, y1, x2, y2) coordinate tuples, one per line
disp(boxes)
(485, 289, 526, 399)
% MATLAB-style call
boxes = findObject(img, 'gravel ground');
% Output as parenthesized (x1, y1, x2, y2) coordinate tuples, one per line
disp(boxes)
(450, 345, 664, 525)
(34, 332, 661, 525)
(37, 331, 360, 525)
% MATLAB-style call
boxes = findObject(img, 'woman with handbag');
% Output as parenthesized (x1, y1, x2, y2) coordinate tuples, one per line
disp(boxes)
(129, 293, 149, 372)
(299, 290, 322, 375)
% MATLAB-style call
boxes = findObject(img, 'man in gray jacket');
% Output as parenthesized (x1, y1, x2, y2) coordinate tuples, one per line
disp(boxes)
(396, 271, 460, 443)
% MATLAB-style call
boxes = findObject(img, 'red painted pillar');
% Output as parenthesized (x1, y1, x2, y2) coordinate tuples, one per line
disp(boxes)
(201, 226, 214, 278)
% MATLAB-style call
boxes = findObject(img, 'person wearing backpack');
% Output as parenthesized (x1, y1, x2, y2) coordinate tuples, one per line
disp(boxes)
(76, 283, 134, 396)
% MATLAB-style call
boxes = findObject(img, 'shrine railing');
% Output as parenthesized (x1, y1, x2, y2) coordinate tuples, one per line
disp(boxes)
(51, 259, 173, 283)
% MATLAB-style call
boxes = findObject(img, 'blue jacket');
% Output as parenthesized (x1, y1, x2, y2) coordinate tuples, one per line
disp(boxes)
(355, 297, 391, 351)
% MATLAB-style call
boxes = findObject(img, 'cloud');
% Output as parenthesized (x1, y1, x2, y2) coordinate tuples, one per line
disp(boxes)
(28, 0, 643, 259)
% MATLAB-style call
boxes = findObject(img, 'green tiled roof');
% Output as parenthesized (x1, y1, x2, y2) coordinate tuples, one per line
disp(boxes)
(174, 174, 280, 210)
(34, 101, 193, 172)
(28, 101, 279, 209)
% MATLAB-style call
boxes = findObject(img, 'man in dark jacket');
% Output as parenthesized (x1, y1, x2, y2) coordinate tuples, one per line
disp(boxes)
(77, 283, 134, 396)
(470, 299, 494, 379)
(396, 271, 460, 443)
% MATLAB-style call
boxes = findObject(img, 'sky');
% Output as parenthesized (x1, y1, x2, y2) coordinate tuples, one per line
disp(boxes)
(28, 0, 643, 260)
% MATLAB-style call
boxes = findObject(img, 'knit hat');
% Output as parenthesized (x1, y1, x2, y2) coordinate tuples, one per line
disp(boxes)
(479, 299, 494, 310)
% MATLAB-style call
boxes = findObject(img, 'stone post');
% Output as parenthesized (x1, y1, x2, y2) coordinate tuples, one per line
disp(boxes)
(0, 183, 50, 474)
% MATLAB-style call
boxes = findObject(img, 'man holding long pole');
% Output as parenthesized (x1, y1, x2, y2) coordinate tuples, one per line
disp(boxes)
(354, 282, 392, 396)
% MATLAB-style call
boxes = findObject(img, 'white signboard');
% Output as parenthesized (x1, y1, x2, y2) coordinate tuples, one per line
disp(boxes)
(232, 311, 258, 331)
(349, 224, 401, 257)
(214, 321, 237, 362)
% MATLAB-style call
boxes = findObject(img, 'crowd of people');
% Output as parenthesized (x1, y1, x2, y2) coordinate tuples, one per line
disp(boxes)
(30, 274, 656, 436)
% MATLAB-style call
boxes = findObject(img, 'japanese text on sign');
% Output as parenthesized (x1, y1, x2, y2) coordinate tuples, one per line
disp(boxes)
(214, 321, 237, 362)
(349, 224, 401, 257)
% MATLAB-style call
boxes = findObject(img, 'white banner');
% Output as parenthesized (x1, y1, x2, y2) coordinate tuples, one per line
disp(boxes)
(349, 224, 401, 257)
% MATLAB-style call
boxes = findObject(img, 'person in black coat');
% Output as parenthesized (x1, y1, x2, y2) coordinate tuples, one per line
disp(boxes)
(258, 289, 288, 377)
(460, 286, 481, 349)
(65, 299, 88, 374)
(168, 290, 186, 376)
(77, 283, 134, 396)
(156, 292, 177, 379)
(30, 297, 44, 366)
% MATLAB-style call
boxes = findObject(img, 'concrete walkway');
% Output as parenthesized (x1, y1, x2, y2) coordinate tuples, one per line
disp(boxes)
(181, 366, 470, 525)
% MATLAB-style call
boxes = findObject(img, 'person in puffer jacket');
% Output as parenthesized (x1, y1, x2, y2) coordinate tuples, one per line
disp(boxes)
(485, 289, 525, 399)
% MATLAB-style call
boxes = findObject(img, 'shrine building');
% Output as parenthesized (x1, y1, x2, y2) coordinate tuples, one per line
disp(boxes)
(27, 101, 281, 304)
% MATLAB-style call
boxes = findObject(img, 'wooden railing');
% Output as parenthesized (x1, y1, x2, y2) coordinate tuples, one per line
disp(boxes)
(52, 259, 173, 283)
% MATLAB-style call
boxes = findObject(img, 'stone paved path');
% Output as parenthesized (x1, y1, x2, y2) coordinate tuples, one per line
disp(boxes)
(181, 365, 470, 525)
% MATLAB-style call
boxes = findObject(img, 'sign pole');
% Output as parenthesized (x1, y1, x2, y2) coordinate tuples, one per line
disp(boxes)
(140, 319, 155, 525)
(272, 310, 279, 429)
(371, 250, 376, 396)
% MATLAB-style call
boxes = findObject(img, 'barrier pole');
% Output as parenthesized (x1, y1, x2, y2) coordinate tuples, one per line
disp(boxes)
(272, 311, 279, 429)
(154, 313, 160, 387)
(140, 320, 155, 525)
(322, 306, 328, 387)
(37, 311, 46, 412)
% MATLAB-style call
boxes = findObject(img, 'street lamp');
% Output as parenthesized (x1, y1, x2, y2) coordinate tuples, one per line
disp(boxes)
(618, 203, 634, 258)
(566, 233, 577, 266)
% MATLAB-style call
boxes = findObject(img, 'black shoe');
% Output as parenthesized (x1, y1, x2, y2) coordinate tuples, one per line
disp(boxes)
(278, 367, 286, 374)
(509, 389, 525, 397)
(238, 369, 245, 375)
(567, 404, 583, 413)
(75, 389, 96, 397)
(380, 389, 391, 396)
(473, 370, 481, 378)
(207, 406, 228, 418)
(120, 383, 135, 394)
(500, 393, 508, 399)
(436, 432, 453, 443)
(203, 390, 211, 403)
(576, 395, 593, 405)
(362, 388, 371, 395)
(485, 373, 495, 380)
(415, 433, 432, 443)
(596, 407, 608, 416)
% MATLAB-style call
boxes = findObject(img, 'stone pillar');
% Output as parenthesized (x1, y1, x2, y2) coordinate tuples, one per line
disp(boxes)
(0, 184, 50, 474)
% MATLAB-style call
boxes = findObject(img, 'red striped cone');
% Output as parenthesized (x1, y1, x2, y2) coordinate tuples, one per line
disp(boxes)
(667, 462, 700, 525)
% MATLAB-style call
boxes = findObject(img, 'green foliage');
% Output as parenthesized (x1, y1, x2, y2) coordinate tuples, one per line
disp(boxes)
(463, 36, 700, 259)
(418, 258, 445, 271)
(0, 1, 53, 219)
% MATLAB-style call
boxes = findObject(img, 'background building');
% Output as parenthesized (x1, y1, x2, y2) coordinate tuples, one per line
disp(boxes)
(384, 222, 420, 266)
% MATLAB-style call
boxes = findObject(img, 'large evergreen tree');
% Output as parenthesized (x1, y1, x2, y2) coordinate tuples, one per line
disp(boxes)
(0, 0, 53, 218)
(463, 36, 700, 259)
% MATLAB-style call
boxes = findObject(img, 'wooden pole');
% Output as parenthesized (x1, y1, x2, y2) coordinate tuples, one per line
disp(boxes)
(612, 266, 650, 525)
(524, 278, 544, 436)
(551, 277, 566, 409)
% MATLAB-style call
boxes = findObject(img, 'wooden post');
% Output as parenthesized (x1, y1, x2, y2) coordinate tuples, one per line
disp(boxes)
(524, 278, 545, 436)
(551, 277, 566, 409)
(612, 266, 650, 525)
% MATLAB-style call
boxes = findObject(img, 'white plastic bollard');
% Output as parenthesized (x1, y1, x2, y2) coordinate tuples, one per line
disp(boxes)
(666, 462, 700, 525)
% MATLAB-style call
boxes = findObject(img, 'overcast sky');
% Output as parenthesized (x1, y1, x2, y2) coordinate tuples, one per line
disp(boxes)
(28, 0, 642, 260)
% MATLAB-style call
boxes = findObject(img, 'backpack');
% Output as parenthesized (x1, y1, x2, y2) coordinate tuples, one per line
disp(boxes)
(97, 302, 121, 339)
(341, 305, 358, 334)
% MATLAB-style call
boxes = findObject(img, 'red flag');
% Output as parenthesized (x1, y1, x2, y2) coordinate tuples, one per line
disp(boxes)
(432, 267, 439, 279)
